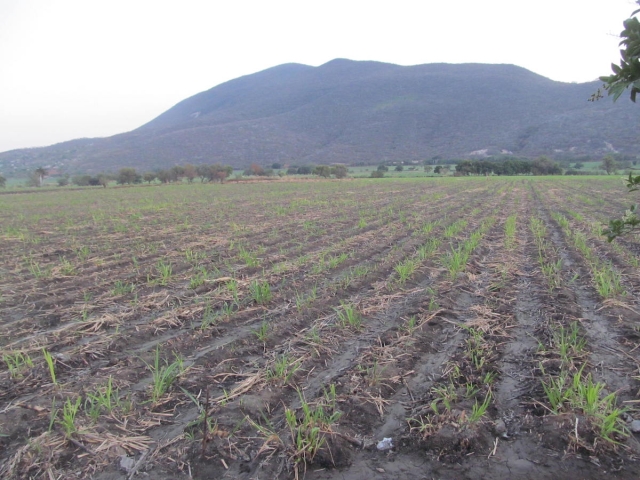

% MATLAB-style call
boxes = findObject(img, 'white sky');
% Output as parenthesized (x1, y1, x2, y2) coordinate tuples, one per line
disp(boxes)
(0, 0, 636, 153)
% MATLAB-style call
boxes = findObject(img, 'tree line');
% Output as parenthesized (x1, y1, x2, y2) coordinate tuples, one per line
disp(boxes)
(244, 163, 348, 178)
(454, 156, 563, 176)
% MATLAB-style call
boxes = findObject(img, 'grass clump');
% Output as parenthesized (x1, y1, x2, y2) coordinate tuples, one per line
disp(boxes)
(335, 303, 362, 330)
(143, 347, 185, 403)
(3, 351, 33, 379)
(250, 280, 272, 304)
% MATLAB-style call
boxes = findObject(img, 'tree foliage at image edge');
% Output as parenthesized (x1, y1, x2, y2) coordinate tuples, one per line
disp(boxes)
(600, 2, 640, 241)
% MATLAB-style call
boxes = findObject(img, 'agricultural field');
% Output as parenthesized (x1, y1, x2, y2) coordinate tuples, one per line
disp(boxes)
(1, 177, 640, 479)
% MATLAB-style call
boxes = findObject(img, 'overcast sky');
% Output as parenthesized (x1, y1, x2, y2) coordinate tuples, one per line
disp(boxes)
(0, 0, 636, 153)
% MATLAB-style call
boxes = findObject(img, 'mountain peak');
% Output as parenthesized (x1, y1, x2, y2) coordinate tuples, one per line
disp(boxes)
(0, 60, 636, 174)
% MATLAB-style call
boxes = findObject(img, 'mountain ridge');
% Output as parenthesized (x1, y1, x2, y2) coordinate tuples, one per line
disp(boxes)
(1, 59, 638, 174)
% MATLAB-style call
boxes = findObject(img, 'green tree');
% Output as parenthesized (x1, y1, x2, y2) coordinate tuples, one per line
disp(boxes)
(143, 172, 157, 184)
(331, 165, 348, 178)
(183, 164, 197, 183)
(34, 167, 48, 187)
(157, 169, 172, 184)
(72, 175, 91, 186)
(171, 165, 185, 182)
(116, 168, 141, 185)
(196, 164, 210, 182)
(601, 155, 618, 175)
(57, 174, 70, 187)
(313, 165, 332, 178)
(210, 164, 233, 183)
(97, 174, 110, 188)
(0, 174, 6, 188)
(424, 165, 433, 174)
(531, 156, 562, 175)
(377, 164, 389, 172)
(395, 165, 404, 172)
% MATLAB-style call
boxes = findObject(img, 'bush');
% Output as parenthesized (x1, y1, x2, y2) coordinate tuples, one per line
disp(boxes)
(332, 165, 348, 178)
(314, 165, 332, 178)
(57, 175, 70, 187)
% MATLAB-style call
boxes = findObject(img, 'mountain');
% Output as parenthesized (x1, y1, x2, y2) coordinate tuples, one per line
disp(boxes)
(2, 59, 639, 174)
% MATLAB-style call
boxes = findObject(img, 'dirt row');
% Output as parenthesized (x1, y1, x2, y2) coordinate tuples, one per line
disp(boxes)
(1, 178, 640, 479)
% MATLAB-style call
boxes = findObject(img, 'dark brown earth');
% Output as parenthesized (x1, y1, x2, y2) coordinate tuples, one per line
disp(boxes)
(1, 177, 640, 479)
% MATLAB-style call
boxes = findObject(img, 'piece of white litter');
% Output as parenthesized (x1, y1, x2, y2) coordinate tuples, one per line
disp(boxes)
(376, 437, 393, 451)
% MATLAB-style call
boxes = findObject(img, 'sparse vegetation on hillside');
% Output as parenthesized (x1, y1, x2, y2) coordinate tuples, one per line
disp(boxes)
(3, 61, 640, 173)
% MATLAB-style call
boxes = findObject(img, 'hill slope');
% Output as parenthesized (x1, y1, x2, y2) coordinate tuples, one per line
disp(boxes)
(2, 59, 639, 173)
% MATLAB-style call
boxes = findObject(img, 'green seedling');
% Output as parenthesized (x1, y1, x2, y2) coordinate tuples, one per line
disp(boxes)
(420, 221, 436, 235)
(465, 383, 480, 399)
(254, 320, 269, 342)
(59, 256, 76, 276)
(335, 303, 362, 330)
(351, 265, 370, 278)
(482, 371, 497, 386)
(553, 322, 586, 363)
(59, 397, 82, 437)
(403, 315, 418, 335)
(189, 267, 208, 289)
(285, 388, 342, 475)
(226, 279, 240, 305)
(322, 384, 338, 410)
(48, 399, 58, 433)
(267, 354, 300, 384)
(395, 258, 418, 284)
(468, 392, 492, 423)
(28, 260, 51, 279)
(364, 359, 386, 386)
(417, 238, 440, 260)
(143, 347, 185, 403)
(442, 246, 470, 280)
(84, 376, 120, 419)
(3, 351, 34, 379)
(504, 214, 517, 249)
(593, 263, 625, 298)
(220, 301, 234, 318)
(250, 280, 272, 304)
(238, 246, 259, 267)
(599, 408, 628, 443)
(42, 348, 57, 385)
(305, 326, 322, 345)
(431, 383, 457, 413)
(155, 259, 173, 285)
(444, 219, 467, 238)
(75, 246, 90, 262)
(200, 303, 218, 330)
(112, 280, 135, 296)
(541, 369, 570, 414)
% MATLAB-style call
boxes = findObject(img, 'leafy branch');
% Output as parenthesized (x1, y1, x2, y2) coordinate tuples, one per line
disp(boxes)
(595, 4, 640, 102)
(603, 173, 640, 241)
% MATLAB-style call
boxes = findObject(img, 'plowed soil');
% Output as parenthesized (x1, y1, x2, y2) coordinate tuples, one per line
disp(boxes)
(1, 177, 640, 479)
